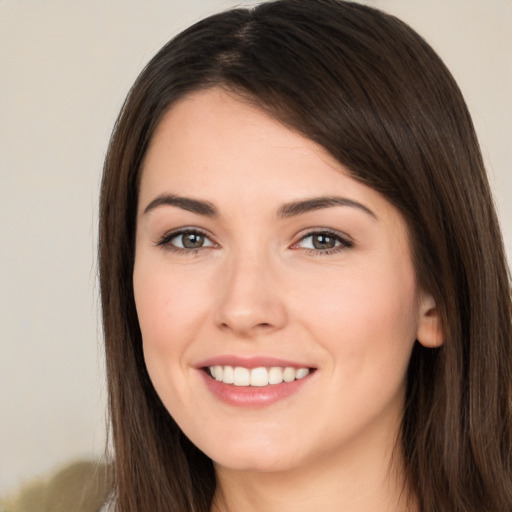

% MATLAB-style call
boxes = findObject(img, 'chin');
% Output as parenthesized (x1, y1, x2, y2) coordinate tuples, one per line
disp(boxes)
(201, 437, 296, 474)
(212, 452, 293, 474)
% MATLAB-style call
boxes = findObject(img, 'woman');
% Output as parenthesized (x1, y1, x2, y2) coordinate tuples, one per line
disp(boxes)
(98, 0, 512, 510)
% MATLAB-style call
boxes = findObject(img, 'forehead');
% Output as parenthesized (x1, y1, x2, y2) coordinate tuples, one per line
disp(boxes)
(139, 88, 404, 230)
(141, 88, 342, 188)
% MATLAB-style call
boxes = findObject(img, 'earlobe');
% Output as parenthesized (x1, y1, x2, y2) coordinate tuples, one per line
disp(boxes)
(416, 292, 444, 348)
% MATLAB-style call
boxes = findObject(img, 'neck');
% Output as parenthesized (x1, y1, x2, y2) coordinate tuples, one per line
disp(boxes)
(211, 431, 418, 512)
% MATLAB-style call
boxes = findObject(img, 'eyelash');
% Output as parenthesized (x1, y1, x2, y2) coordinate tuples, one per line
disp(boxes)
(293, 229, 353, 256)
(156, 228, 216, 255)
(156, 228, 353, 255)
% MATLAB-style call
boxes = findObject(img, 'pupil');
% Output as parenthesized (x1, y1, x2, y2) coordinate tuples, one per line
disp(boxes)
(313, 234, 335, 250)
(183, 233, 204, 249)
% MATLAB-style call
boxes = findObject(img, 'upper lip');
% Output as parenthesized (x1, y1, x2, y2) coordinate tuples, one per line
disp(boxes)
(196, 355, 315, 369)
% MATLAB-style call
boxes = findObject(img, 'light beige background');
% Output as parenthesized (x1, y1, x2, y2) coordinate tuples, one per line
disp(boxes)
(1, 0, 510, 496)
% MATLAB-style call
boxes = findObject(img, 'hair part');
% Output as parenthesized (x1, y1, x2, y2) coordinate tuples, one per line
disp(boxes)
(99, 1, 512, 510)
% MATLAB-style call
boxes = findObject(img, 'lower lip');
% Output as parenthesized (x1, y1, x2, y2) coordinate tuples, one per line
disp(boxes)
(199, 370, 312, 407)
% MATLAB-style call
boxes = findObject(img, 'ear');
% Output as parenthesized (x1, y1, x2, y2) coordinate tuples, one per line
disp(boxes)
(416, 292, 444, 348)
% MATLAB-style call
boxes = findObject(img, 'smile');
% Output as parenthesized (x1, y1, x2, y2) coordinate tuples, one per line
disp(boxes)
(208, 365, 311, 387)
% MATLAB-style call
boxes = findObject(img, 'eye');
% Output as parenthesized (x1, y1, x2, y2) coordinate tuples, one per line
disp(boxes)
(157, 229, 215, 251)
(172, 232, 213, 249)
(294, 230, 353, 253)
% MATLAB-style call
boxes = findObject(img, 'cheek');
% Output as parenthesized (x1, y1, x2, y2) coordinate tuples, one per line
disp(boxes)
(133, 261, 211, 379)
(295, 260, 419, 371)
(132, 260, 217, 426)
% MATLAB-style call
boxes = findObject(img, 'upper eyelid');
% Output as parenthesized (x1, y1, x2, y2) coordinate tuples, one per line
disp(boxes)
(293, 228, 353, 244)
(155, 226, 353, 248)
(156, 226, 216, 246)
(288, 231, 353, 258)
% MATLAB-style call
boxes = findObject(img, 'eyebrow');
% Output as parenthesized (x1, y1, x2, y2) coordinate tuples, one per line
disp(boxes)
(142, 193, 377, 220)
(143, 194, 218, 216)
(277, 196, 377, 220)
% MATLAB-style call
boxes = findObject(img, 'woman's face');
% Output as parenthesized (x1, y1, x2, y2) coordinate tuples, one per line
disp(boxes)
(133, 88, 437, 474)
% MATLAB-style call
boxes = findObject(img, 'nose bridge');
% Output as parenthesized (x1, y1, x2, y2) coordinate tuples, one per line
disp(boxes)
(215, 244, 286, 335)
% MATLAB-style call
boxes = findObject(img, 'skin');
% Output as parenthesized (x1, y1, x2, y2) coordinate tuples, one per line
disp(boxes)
(133, 88, 442, 512)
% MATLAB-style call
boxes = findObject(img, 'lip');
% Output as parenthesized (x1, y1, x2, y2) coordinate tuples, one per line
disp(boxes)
(196, 355, 314, 370)
(196, 355, 316, 408)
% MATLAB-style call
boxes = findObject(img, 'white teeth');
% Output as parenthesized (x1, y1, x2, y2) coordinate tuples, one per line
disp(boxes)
(207, 365, 311, 386)
(268, 366, 284, 385)
(295, 368, 310, 380)
(233, 367, 250, 386)
(250, 367, 269, 387)
(223, 365, 234, 384)
(213, 365, 223, 381)
(283, 367, 296, 382)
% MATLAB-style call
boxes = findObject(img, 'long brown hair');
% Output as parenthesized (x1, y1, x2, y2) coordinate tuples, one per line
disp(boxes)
(99, 1, 512, 510)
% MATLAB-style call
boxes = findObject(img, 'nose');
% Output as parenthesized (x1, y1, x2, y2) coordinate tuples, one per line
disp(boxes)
(214, 251, 287, 337)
